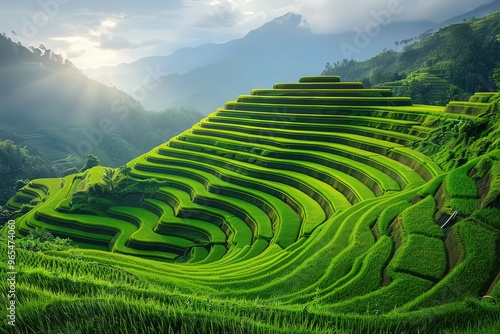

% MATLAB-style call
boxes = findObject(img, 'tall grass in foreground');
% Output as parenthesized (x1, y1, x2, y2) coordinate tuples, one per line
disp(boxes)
(2, 295, 499, 334)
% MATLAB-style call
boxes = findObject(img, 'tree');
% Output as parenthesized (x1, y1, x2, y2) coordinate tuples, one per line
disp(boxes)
(323, 62, 333, 74)
(15, 179, 29, 191)
(493, 65, 500, 91)
(0, 208, 12, 224)
(119, 165, 132, 179)
(361, 77, 372, 88)
(101, 168, 117, 193)
(0, 140, 57, 206)
(402, 80, 433, 104)
(80, 154, 100, 172)
(63, 167, 79, 176)
(17, 227, 74, 252)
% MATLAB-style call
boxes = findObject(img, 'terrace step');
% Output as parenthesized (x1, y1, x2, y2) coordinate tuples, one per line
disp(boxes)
(236, 95, 412, 107)
(189, 126, 425, 188)
(273, 82, 364, 89)
(444, 101, 491, 116)
(299, 75, 341, 82)
(205, 114, 421, 144)
(251, 88, 394, 98)
(168, 138, 373, 204)
(175, 133, 399, 196)
(143, 198, 227, 244)
(131, 157, 305, 244)
(469, 92, 498, 103)
(232, 96, 413, 107)
(134, 150, 321, 245)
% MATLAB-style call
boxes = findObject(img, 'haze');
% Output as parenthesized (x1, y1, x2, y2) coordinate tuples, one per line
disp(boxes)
(0, 0, 493, 69)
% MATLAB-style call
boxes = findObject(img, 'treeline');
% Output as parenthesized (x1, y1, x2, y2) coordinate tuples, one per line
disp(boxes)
(0, 33, 74, 68)
(0, 140, 57, 206)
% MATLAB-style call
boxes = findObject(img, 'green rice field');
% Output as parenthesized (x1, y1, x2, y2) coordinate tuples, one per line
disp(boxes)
(2, 76, 499, 333)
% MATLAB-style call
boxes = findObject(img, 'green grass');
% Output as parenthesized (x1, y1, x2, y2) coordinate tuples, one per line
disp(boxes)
(391, 234, 447, 281)
(471, 207, 500, 229)
(446, 163, 480, 199)
(482, 160, 500, 207)
(400, 219, 498, 310)
(401, 195, 442, 238)
(378, 199, 411, 235)
(3, 75, 500, 334)
(449, 198, 481, 216)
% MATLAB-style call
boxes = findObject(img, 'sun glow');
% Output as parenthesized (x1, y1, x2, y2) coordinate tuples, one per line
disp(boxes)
(101, 19, 118, 28)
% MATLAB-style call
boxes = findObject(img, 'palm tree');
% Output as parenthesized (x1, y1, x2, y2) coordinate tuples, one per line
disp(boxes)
(101, 168, 117, 193)
(119, 165, 132, 179)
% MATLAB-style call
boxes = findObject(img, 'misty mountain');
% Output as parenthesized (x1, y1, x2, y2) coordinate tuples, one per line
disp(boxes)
(86, 13, 436, 114)
(0, 34, 203, 169)
(442, 0, 500, 25)
(323, 11, 500, 106)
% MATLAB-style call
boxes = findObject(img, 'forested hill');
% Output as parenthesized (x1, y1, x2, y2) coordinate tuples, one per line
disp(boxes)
(323, 12, 500, 105)
(0, 34, 203, 206)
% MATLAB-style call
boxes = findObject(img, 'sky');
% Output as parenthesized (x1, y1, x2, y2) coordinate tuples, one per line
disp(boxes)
(0, 0, 494, 69)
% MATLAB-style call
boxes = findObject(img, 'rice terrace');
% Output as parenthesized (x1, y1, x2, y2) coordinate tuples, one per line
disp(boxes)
(1, 73, 499, 333)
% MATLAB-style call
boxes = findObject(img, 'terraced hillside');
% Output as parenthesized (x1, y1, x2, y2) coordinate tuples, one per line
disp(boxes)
(377, 71, 459, 105)
(2, 76, 499, 333)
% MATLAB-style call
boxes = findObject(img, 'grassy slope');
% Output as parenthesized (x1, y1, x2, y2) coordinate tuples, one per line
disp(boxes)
(1, 76, 499, 333)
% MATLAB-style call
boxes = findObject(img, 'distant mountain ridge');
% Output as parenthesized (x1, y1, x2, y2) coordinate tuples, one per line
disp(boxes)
(85, 3, 500, 114)
(0, 34, 203, 204)
(323, 11, 500, 105)
(85, 13, 429, 113)
(442, 0, 500, 25)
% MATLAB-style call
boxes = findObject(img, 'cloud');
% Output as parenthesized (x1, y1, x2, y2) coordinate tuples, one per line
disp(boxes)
(100, 34, 139, 49)
(295, 0, 495, 34)
(0, 0, 494, 68)
(183, 0, 243, 28)
(100, 33, 164, 50)
(66, 49, 87, 58)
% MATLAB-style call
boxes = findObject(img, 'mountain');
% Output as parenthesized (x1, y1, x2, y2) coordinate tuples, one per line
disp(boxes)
(442, 0, 500, 25)
(0, 34, 203, 205)
(323, 12, 500, 104)
(85, 13, 434, 114)
(0, 34, 203, 166)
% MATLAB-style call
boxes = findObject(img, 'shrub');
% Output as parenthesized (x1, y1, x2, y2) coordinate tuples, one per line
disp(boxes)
(18, 235, 74, 252)
(418, 174, 445, 197)
(30, 198, 42, 206)
(20, 203, 34, 213)
(15, 179, 30, 191)
(0, 209, 13, 224)
(18, 228, 75, 252)
(64, 167, 79, 176)
(80, 154, 100, 172)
